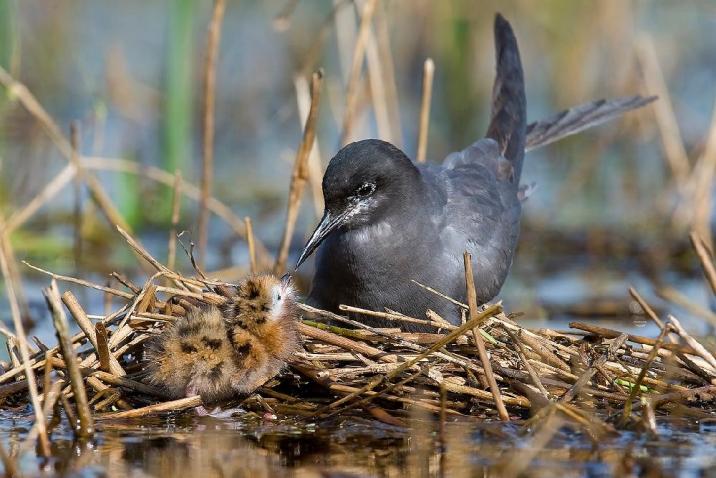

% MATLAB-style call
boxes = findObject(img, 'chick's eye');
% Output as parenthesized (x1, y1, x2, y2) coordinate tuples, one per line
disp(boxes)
(356, 183, 375, 197)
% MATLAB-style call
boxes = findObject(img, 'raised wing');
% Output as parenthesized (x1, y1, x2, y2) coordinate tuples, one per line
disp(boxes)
(525, 95, 657, 151)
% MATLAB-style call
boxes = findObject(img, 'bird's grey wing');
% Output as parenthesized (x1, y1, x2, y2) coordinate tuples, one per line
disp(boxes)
(436, 139, 522, 301)
(525, 95, 657, 151)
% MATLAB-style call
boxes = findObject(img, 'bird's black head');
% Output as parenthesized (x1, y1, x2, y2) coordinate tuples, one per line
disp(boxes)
(296, 139, 420, 269)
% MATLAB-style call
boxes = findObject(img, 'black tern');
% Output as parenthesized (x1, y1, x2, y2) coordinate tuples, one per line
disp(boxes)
(295, 14, 655, 328)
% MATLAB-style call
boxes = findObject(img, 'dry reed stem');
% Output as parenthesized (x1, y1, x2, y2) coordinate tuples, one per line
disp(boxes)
(657, 286, 716, 328)
(0, 219, 51, 456)
(244, 216, 257, 274)
(6, 164, 76, 233)
(298, 322, 397, 363)
(505, 328, 550, 399)
(45, 281, 93, 437)
(24, 261, 134, 299)
(43, 350, 54, 403)
(690, 231, 716, 296)
(71, 122, 84, 278)
(94, 323, 111, 373)
(339, 304, 445, 329)
(116, 225, 170, 275)
(167, 170, 183, 272)
(198, 0, 227, 268)
(98, 395, 203, 419)
(0, 220, 31, 327)
(687, 97, 716, 245)
(463, 252, 509, 421)
(340, 0, 378, 145)
(61, 291, 126, 376)
(569, 321, 696, 355)
(274, 70, 324, 274)
(294, 74, 325, 216)
(416, 58, 435, 163)
(635, 34, 690, 187)
(373, 3, 403, 146)
(364, 21, 392, 142)
(441, 380, 530, 408)
(90, 371, 168, 398)
(669, 315, 716, 373)
(629, 286, 666, 328)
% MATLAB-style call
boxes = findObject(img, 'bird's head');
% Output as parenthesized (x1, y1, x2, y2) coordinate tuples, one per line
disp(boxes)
(226, 274, 298, 328)
(296, 139, 420, 269)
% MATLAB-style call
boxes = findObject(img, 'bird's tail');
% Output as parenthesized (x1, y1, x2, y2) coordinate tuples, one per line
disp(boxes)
(485, 13, 527, 181)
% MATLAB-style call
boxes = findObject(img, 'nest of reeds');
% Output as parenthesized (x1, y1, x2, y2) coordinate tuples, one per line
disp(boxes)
(3, 226, 716, 439)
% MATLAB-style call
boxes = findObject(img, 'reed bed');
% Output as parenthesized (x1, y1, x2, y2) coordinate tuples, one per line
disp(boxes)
(1, 223, 715, 444)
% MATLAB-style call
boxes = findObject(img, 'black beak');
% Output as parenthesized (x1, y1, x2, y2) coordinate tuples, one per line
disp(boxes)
(295, 210, 348, 270)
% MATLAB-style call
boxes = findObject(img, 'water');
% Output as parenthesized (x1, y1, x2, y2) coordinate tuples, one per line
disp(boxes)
(3, 407, 716, 477)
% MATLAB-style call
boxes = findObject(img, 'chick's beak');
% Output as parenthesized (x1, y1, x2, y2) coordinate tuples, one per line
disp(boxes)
(280, 273, 293, 287)
(295, 210, 348, 270)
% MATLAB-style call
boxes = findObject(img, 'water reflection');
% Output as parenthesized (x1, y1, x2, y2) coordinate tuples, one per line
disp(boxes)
(4, 410, 716, 477)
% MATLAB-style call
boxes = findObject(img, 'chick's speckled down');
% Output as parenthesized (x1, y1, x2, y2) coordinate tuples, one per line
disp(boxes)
(146, 274, 302, 405)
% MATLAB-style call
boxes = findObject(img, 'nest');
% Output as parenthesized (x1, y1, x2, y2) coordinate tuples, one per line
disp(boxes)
(3, 226, 716, 438)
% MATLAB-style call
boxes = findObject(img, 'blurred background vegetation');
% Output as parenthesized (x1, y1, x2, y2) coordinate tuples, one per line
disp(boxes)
(0, 0, 715, 334)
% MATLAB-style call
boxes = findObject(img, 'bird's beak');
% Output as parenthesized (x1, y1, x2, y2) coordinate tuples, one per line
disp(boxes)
(295, 210, 347, 270)
(280, 273, 293, 287)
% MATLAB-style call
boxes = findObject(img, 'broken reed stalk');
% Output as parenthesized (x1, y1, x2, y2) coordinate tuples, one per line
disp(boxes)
(463, 251, 509, 421)
(198, 0, 227, 269)
(94, 323, 111, 373)
(340, 0, 378, 145)
(690, 231, 716, 295)
(0, 219, 51, 456)
(44, 280, 94, 437)
(244, 216, 257, 274)
(274, 70, 324, 274)
(167, 169, 183, 272)
(416, 58, 434, 163)
(61, 291, 126, 376)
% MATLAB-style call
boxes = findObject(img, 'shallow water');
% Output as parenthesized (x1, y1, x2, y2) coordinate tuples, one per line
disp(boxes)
(3, 405, 716, 477)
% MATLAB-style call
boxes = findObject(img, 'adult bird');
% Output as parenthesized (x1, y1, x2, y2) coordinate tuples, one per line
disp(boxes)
(295, 14, 654, 329)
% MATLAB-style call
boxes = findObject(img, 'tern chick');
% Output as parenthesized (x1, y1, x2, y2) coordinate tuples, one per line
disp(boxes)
(146, 274, 302, 411)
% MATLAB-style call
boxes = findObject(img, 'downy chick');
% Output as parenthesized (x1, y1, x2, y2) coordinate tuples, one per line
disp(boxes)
(146, 274, 302, 408)
(220, 273, 302, 394)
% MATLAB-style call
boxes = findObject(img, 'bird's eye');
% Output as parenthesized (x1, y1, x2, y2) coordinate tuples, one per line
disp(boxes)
(356, 183, 375, 197)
